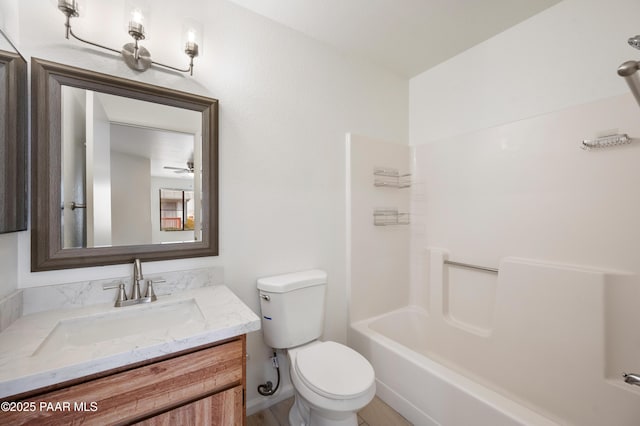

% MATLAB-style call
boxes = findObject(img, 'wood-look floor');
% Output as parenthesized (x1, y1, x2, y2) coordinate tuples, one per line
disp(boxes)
(247, 395, 412, 426)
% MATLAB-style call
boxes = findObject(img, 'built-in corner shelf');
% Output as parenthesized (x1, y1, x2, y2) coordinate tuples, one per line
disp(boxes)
(373, 209, 410, 226)
(373, 167, 411, 188)
(372, 166, 410, 226)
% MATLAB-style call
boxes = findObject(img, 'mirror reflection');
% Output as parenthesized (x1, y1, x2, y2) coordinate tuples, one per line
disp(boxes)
(159, 188, 195, 232)
(60, 88, 202, 248)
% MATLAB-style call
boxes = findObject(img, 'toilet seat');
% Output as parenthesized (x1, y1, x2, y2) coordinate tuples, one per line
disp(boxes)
(294, 341, 375, 400)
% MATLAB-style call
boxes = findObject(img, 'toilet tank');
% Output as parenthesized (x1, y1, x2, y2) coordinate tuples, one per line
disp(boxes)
(257, 270, 327, 349)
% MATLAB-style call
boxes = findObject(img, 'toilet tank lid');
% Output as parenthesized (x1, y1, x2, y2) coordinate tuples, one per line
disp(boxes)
(257, 269, 327, 293)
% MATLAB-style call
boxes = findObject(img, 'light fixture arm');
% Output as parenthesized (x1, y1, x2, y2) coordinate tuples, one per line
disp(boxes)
(150, 57, 195, 76)
(58, 2, 197, 75)
(68, 27, 120, 55)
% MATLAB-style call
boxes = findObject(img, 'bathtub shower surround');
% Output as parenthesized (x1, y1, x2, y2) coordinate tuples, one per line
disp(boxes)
(22, 266, 223, 315)
(346, 134, 411, 323)
(347, 94, 640, 425)
(350, 309, 557, 426)
(350, 252, 640, 426)
(415, 94, 640, 425)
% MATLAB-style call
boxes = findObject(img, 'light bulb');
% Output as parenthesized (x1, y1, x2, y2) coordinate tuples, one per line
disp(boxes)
(128, 7, 145, 38)
(131, 9, 144, 24)
(182, 19, 203, 62)
(57, 0, 79, 17)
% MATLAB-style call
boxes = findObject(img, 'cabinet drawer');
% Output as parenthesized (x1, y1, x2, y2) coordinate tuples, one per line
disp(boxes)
(135, 385, 243, 426)
(2, 339, 243, 425)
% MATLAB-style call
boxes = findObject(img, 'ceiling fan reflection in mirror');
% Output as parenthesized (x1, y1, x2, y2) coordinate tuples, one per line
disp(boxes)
(164, 161, 194, 174)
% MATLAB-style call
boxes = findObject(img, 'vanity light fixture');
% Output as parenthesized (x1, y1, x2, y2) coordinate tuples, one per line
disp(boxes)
(57, 0, 199, 75)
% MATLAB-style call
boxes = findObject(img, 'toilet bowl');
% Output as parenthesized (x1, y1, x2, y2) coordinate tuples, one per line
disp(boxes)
(287, 341, 376, 426)
(257, 270, 376, 426)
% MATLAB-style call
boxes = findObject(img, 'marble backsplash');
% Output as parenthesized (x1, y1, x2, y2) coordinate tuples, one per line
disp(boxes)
(22, 266, 224, 315)
(0, 291, 23, 332)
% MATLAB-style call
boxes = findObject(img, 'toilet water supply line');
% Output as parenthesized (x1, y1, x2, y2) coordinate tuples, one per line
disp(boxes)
(257, 351, 281, 396)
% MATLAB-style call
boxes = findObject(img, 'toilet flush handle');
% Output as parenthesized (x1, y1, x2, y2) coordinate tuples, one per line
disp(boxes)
(260, 294, 270, 301)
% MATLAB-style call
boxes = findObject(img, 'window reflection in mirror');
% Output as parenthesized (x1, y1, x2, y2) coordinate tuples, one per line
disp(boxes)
(60, 87, 202, 249)
(160, 188, 196, 232)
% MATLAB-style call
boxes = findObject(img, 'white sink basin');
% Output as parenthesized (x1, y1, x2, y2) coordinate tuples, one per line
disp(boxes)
(32, 299, 205, 357)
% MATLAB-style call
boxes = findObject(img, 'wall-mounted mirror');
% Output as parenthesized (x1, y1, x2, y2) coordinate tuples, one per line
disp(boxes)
(0, 31, 27, 234)
(31, 58, 218, 271)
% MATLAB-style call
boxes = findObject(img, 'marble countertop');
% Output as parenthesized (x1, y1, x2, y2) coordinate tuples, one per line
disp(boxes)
(0, 285, 261, 398)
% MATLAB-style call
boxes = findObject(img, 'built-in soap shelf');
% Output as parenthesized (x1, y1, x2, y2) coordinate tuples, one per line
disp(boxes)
(373, 209, 410, 226)
(373, 167, 411, 188)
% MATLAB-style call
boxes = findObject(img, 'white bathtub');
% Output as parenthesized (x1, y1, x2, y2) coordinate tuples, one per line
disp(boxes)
(349, 307, 559, 426)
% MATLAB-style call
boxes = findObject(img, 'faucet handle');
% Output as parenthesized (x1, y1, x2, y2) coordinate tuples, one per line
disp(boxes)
(103, 282, 128, 307)
(144, 279, 165, 302)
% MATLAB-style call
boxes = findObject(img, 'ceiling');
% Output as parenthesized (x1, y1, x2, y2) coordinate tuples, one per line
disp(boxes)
(95, 92, 199, 179)
(109, 124, 196, 179)
(226, 0, 563, 77)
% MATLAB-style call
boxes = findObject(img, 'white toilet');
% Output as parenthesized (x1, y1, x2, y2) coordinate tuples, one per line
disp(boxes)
(257, 270, 376, 426)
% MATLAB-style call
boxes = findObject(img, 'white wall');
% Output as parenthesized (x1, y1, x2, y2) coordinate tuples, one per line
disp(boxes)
(86, 91, 112, 247)
(9, 0, 408, 408)
(410, 0, 640, 144)
(0, 0, 19, 45)
(0, 233, 17, 299)
(0, 32, 14, 51)
(110, 151, 152, 246)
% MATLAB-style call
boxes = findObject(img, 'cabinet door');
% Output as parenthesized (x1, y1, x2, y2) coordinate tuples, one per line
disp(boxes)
(136, 385, 243, 426)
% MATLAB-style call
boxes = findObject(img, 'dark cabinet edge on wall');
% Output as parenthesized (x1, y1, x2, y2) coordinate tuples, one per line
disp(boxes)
(0, 50, 27, 234)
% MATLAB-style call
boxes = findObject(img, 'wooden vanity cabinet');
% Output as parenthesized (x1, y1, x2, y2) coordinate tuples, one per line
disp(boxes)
(136, 386, 243, 425)
(2, 335, 246, 425)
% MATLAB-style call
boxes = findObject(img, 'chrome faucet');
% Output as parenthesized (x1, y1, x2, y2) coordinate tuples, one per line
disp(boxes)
(102, 259, 163, 307)
(623, 373, 640, 387)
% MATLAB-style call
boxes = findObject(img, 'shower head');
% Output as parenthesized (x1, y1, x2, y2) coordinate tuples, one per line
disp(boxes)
(618, 60, 640, 107)
(620, 35, 640, 109)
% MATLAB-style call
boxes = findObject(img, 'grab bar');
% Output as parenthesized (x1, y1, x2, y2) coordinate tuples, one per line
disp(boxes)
(444, 260, 498, 274)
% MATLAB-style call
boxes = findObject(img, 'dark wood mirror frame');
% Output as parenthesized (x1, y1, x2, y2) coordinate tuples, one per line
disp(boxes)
(31, 58, 218, 271)
(0, 50, 27, 234)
